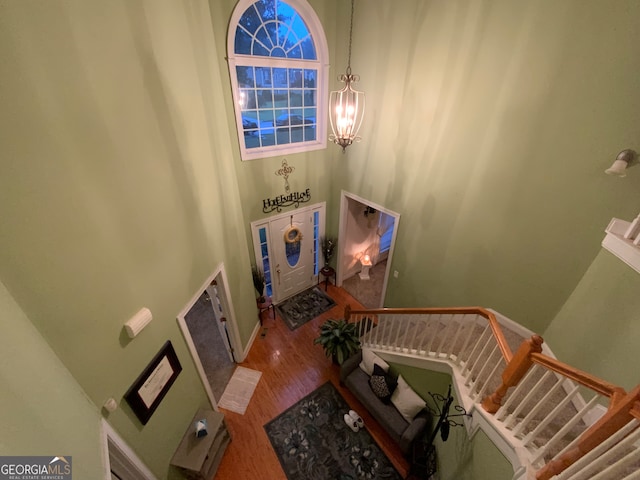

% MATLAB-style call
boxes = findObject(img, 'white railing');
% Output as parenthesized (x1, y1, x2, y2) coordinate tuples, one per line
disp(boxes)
(345, 306, 640, 480)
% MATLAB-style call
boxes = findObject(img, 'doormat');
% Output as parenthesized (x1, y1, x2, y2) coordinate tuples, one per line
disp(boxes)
(276, 286, 336, 330)
(264, 382, 402, 480)
(217, 366, 262, 415)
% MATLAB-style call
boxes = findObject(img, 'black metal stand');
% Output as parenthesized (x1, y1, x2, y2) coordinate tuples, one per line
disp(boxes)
(409, 385, 472, 479)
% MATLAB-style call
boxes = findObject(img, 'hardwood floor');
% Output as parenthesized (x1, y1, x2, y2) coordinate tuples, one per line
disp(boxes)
(214, 284, 410, 479)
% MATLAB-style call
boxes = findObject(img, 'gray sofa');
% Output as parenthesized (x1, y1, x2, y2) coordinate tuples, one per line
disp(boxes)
(340, 350, 431, 455)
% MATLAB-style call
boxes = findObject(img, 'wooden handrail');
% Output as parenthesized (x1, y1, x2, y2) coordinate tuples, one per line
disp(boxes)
(344, 305, 514, 362)
(530, 352, 625, 399)
(535, 385, 640, 480)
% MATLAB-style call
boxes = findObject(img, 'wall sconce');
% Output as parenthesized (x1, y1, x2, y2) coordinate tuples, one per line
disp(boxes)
(605, 149, 637, 177)
(124, 307, 153, 338)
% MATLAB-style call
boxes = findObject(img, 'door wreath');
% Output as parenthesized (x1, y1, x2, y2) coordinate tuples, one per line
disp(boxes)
(284, 226, 303, 243)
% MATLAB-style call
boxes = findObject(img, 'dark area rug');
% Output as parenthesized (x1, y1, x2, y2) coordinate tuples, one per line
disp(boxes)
(276, 286, 336, 330)
(264, 382, 402, 480)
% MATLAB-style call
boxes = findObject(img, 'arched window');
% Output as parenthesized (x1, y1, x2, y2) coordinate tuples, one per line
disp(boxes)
(227, 0, 328, 161)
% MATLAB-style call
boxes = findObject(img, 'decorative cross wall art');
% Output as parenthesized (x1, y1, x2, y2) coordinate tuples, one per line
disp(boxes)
(262, 159, 311, 213)
(275, 158, 294, 193)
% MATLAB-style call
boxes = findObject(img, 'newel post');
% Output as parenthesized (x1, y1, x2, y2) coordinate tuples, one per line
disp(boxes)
(344, 305, 352, 322)
(481, 335, 544, 414)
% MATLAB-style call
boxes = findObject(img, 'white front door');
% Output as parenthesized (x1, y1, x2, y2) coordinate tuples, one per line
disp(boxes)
(271, 211, 315, 302)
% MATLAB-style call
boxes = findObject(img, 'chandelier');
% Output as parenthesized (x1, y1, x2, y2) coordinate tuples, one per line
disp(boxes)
(329, 0, 365, 152)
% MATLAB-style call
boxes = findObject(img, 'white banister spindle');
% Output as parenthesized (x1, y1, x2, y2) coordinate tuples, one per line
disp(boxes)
(474, 353, 505, 402)
(555, 419, 640, 480)
(457, 316, 479, 365)
(495, 364, 542, 421)
(505, 370, 555, 429)
(448, 314, 465, 360)
(465, 332, 495, 386)
(469, 343, 500, 396)
(522, 384, 581, 447)
(463, 324, 491, 372)
(512, 374, 565, 436)
(435, 314, 455, 357)
(531, 395, 600, 465)
(575, 423, 640, 480)
(422, 314, 438, 354)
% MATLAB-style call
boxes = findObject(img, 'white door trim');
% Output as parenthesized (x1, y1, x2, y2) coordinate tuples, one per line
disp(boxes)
(337, 191, 401, 308)
(101, 419, 158, 480)
(176, 263, 243, 411)
(250, 202, 326, 304)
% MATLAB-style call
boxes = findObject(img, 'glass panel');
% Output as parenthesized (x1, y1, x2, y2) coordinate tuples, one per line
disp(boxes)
(236, 66, 255, 88)
(239, 5, 262, 35)
(271, 47, 287, 57)
(284, 228, 301, 267)
(273, 68, 288, 88)
(303, 107, 316, 122)
(240, 89, 257, 110)
(244, 131, 260, 149)
(255, 0, 275, 21)
(304, 125, 316, 142)
(276, 128, 290, 144)
(235, 28, 253, 55)
(288, 69, 303, 88)
(288, 45, 302, 58)
(300, 37, 316, 59)
(291, 16, 310, 43)
(290, 90, 303, 107)
(260, 131, 276, 146)
(259, 227, 267, 243)
(255, 67, 272, 88)
(265, 21, 278, 47)
(276, 1, 296, 24)
(273, 90, 288, 108)
(252, 42, 270, 56)
(255, 26, 274, 50)
(303, 90, 316, 107)
(313, 211, 320, 275)
(291, 127, 304, 143)
(257, 89, 273, 109)
(304, 70, 317, 88)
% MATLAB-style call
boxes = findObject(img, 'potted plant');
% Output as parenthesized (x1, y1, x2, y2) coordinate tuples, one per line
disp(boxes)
(320, 236, 337, 269)
(314, 318, 360, 365)
(251, 264, 266, 304)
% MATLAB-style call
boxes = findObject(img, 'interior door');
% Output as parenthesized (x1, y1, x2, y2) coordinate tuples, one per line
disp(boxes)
(271, 211, 314, 302)
(206, 279, 235, 362)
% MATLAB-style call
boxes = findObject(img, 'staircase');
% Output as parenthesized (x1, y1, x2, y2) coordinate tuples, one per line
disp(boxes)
(344, 306, 640, 480)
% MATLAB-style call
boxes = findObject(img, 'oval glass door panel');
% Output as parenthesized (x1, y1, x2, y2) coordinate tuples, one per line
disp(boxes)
(284, 227, 302, 267)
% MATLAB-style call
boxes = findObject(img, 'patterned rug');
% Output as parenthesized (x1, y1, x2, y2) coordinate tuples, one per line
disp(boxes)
(276, 286, 336, 330)
(264, 382, 402, 480)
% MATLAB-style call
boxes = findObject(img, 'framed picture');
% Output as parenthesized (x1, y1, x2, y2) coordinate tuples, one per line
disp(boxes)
(124, 340, 182, 425)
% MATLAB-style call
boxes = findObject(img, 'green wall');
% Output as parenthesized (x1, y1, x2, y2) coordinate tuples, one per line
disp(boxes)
(0, 281, 104, 478)
(392, 363, 513, 479)
(0, 1, 256, 477)
(544, 250, 640, 392)
(2, 0, 639, 478)
(339, 0, 640, 334)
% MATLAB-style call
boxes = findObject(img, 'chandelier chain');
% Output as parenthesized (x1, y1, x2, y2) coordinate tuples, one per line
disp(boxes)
(346, 0, 355, 75)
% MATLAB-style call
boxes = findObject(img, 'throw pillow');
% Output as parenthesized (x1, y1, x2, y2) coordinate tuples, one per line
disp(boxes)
(391, 375, 426, 422)
(368, 363, 397, 403)
(359, 348, 390, 376)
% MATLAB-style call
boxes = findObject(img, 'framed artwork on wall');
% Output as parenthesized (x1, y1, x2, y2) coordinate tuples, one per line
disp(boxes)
(124, 340, 182, 425)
